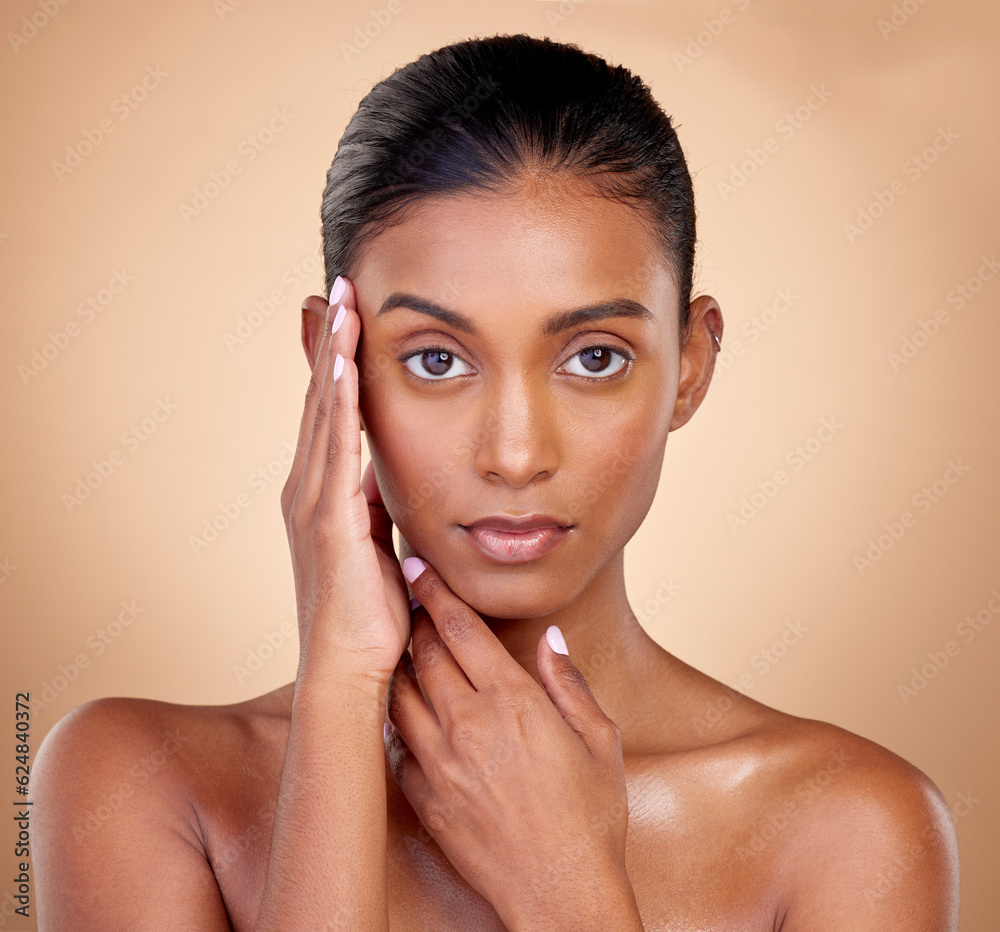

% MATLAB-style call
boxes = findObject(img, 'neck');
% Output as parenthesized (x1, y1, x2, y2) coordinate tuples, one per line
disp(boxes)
(473, 549, 667, 738)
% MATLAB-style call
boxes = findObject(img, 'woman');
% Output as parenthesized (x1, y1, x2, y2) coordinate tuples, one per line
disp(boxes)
(32, 33, 959, 930)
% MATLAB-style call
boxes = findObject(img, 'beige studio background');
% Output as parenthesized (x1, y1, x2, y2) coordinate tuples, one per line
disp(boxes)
(2, 0, 998, 928)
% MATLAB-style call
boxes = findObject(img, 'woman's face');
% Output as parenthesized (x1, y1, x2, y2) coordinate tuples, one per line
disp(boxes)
(349, 175, 716, 620)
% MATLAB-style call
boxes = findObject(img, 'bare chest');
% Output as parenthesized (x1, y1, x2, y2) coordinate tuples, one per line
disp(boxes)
(205, 759, 782, 932)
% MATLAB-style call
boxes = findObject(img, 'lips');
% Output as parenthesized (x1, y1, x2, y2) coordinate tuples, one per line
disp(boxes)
(459, 515, 572, 563)
(464, 514, 569, 532)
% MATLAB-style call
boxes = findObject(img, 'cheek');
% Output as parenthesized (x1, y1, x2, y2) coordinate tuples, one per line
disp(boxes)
(567, 384, 670, 530)
(362, 384, 466, 533)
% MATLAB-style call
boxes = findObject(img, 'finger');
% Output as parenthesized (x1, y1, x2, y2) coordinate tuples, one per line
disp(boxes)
(408, 606, 474, 721)
(282, 289, 339, 514)
(535, 625, 620, 754)
(401, 557, 514, 693)
(317, 294, 363, 509)
(385, 650, 442, 764)
(298, 279, 352, 509)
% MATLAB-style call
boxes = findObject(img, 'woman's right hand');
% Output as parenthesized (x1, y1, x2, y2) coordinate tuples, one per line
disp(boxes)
(280, 275, 411, 685)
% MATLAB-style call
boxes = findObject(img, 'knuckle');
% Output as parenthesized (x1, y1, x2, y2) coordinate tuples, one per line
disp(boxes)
(411, 632, 449, 670)
(327, 425, 342, 464)
(422, 798, 452, 833)
(444, 719, 481, 756)
(437, 604, 477, 644)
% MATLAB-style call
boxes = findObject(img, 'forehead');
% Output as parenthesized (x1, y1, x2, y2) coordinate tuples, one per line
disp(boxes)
(354, 175, 676, 319)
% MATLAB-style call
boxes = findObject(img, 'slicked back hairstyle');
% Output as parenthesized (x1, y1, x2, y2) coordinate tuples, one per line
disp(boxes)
(321, 33, 697, 339)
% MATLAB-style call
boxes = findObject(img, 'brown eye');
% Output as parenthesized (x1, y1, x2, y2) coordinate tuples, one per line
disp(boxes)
(402, 347, 471, 381)
(563, 346, 630, 379)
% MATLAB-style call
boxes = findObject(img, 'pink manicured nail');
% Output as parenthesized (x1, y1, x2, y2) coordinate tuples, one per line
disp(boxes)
(332, 353, 344, 382)
(330, 303, 347, 334)
(546, 625, 569, 655)
(329, 275, 347, 305)
(402, 557, 426, 583)
(410, 596, 422, 611)
(383, 722, 392, 741)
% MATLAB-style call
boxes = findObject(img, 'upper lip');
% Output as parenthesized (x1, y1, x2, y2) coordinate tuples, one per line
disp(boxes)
(462, 514, 571, 532)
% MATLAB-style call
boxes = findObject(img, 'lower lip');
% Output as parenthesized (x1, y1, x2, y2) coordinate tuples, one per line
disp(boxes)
(460, 525, 571, 563)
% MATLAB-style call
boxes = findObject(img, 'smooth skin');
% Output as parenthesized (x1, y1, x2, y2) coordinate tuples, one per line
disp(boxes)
(30, 174, 960, 931)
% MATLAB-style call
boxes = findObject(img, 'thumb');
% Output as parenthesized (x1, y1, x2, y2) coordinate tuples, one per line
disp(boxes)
(536, 625, 612, 750)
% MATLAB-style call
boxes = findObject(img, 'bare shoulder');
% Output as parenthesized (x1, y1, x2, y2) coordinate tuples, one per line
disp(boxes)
(738, 710, 961, 931)
(31, 687, 292, 931)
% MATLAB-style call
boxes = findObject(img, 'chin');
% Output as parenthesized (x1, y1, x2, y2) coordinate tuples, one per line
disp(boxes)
(434, 567, 573, 623)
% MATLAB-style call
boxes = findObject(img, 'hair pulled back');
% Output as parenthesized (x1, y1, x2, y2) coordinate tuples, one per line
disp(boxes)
(322, 33, 696, 335)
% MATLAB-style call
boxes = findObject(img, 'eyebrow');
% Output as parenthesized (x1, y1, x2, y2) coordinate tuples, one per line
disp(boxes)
(376, 292, 655, 336)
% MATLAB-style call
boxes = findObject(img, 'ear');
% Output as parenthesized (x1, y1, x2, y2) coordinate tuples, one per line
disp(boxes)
(300, 293, 366, 432)
(300, 294, 330, 370)
(669, 294, 723, 432)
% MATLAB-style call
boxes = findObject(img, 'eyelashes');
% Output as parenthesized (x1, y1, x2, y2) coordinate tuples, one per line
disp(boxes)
(398, 344, 634, 383)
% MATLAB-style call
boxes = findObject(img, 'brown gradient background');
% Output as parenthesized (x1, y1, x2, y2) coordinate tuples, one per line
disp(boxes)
(2, 0, 998, 928)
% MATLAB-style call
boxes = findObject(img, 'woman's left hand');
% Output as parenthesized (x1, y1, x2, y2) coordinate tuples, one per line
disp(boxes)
(384, 556, 642, 932)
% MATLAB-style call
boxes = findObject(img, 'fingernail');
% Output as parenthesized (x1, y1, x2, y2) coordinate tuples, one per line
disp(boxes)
(383, 721, 392, 741)
(545, 625, 569, 655)
(402, 556, 426, 583)
(410, 596, 422, 611)
(333, 353, 344, 382)
(330, 303, 347, 334)
(329, 275, 347, 305)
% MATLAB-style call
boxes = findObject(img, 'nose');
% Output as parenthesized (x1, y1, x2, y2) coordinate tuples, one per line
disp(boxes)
(473, 374, 560, 488)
